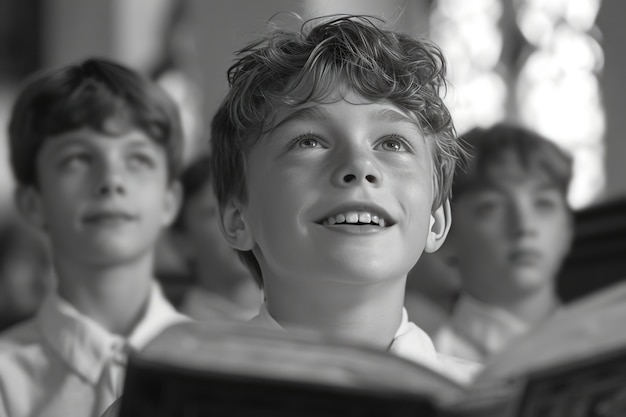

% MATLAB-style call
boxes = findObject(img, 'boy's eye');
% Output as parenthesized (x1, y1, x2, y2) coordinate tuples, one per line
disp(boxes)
(128, 153, 156, 169)
(474, 201, 498, 217)
(535, 196, 558, 211)
(297, 136, 321, 148)
(288, 134, 326, 150)
(472, 195, 503, 218)
(61, 153, 91, 169)
(376, 135, 411, 152)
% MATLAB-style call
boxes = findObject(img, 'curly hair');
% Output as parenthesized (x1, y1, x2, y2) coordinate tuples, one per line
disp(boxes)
(8, 58, 183, 187)
(210, 15, 463, 286)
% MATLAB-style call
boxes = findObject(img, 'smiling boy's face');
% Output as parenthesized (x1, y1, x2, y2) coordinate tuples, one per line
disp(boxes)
(221, 91, 450, 286)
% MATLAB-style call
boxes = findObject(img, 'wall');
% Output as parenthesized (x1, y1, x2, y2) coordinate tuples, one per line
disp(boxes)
(189, 0, 307, 125)
(41, 0, 172, 72)
(597, 1, 626, 203)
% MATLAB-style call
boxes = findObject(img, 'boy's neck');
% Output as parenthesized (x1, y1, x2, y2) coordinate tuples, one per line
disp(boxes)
(195, 262, 260, 307)
(264, 276, 406, 350)
(469, 284, 559, 326)
(55, 254, 155, 337)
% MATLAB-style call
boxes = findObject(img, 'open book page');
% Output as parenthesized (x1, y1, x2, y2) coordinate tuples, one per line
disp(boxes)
(118, 319, 467, 416)
(466, 281, 626, 416)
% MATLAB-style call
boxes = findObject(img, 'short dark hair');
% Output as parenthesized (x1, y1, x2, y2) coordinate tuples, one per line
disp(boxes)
(210, 15, 463, 287)
(8, 58, 183, 187)
(453, 123, 573, 201)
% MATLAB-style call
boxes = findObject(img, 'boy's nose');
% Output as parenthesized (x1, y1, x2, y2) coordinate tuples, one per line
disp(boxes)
(509, 203, 537, 237)
(332, 149, 382, 187)
(97, 162, 126, 196)
(342, 173, 378, 184)
(98, 181, 125, 196)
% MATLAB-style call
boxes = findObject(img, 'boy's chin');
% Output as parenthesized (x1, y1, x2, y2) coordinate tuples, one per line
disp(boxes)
(507, 271, 554, 294)
(73, 243, 151, 268)
(314, 262, 411, 286)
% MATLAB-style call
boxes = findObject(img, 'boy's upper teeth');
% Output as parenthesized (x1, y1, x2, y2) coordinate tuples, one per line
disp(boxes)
(326, 210, 386, 227)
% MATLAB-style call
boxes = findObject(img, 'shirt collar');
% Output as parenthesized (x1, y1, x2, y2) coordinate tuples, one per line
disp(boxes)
(449, 294, 530, 356)
(249, 303, 283, 331)
(37, 282, 188, 385)
(387, 307, 440, 368)
(250, 303, 439, 366)
(251, 303, 481, 385)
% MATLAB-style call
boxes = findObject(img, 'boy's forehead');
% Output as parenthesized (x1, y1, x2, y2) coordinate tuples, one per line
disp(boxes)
(101, 116, 134, 134)
(471, 160, 561, 193)
(43, 125, 154, 149)
(44, 114, 136, 139)
(268, 92, 419, 131)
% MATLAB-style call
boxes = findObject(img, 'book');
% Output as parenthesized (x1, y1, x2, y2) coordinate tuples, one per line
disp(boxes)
(469, 281, 626, 417)
(118, 319, 466, 416)
(117, 281, 626, 416)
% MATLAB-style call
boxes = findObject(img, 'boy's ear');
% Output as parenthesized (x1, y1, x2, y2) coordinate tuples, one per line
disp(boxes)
(14, 186, 46, 230)
(424, 199, 452, 254)
(161, 181, 183, 227)
(219, 198, 255, 251)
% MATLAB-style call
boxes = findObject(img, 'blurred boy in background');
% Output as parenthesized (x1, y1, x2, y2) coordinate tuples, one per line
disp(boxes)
(0, 215, 53, 332)
(171, 154, 262, 321)
(0, 58, 188, 417)
(435, 123, 574, 363)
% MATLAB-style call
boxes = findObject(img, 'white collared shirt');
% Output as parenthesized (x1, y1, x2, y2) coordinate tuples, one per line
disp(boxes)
(250, 304, 480, 385)
(0, 283, 188, 417)
(435, 294, 531, 364)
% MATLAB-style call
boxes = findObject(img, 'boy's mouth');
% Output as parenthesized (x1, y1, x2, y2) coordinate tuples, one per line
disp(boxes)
(509, 248, 542, 265)
(318, 207, 394, 228)
(83, 210, 137, 224)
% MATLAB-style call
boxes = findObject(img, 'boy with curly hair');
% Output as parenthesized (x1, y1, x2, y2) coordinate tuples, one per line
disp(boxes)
(211, 15, 479, 384)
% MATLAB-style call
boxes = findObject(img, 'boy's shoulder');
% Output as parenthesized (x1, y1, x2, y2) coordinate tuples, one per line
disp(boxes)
(0, 293, 72, 375)
(0, 315, 77, 417)
(434, 323, 483, 364)
(0, 316, 51, 376)
(0, 316, 42, 353)
(0, 316, 49, 393)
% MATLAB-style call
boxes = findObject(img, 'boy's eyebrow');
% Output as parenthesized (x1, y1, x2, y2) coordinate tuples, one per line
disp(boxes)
(271, 106, 418, 132)
(125, 138, 158, 150)
(44, 136, 88, 152)
(371, 108, 418, 125)
(479, 176, 563, 194)
(533, 183, 564, 195)
(270, 106, 327, 131)
(45, 132, 157, 153)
